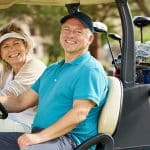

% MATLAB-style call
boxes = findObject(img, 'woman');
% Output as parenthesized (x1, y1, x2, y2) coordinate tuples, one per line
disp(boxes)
(0, 22, 46, 133)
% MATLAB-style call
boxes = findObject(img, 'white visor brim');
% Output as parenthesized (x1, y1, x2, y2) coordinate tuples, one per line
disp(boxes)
(0, 32, 25, 43)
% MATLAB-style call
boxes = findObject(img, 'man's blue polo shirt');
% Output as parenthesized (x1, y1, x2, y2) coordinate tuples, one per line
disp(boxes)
(31, 51, 108, 148)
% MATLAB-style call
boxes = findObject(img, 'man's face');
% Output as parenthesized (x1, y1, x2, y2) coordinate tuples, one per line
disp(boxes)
(60, 18, 93, 54)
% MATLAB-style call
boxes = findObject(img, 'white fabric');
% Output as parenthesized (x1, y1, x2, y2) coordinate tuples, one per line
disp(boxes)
(98, 76, 123, 135)
(3, 70, 13, 89)
(0, 118, 31, 133)
(0, 55, 46, 132)
(0, 55, 46, 96)
(0, 32, 25, 43)
(8, 108, 35, 132)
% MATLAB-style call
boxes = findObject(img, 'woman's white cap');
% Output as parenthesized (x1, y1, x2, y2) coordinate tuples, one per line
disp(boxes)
(0, 32, 25, 43)
(0, 32, 33, 51)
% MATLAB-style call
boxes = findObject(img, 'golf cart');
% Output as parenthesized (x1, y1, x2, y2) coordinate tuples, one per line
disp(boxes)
(0, 0, 150, 150)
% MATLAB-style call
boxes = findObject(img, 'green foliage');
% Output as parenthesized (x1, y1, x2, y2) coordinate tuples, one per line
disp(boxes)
(0, 4, 67, 64)
(0, 1, 149, 64)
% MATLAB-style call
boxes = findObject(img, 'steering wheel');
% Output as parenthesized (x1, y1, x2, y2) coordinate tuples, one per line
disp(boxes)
(0, 102, 8, 119)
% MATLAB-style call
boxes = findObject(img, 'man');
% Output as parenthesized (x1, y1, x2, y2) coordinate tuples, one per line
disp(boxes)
(0, 12, 108, 150)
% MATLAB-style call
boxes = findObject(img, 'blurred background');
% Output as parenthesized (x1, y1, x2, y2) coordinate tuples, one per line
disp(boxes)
(0, 0, 150, 73)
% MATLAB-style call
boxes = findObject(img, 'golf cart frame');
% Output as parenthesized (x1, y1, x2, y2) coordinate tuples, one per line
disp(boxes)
(0, 0, 150, 149)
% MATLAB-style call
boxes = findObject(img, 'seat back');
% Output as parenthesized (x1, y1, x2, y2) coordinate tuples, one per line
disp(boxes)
(98, 76, 123, 136)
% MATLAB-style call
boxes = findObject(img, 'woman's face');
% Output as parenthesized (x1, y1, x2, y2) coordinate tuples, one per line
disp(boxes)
(0, 38, 27, 67)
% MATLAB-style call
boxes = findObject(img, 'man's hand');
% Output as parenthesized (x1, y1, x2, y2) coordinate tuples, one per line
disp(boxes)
(17, 99, 95, 149)
(18, 133, 42, 149)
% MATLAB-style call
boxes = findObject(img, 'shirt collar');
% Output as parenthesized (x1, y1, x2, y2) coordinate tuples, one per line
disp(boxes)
(70, 51, 90, 65)
(58, 51, 91, 66)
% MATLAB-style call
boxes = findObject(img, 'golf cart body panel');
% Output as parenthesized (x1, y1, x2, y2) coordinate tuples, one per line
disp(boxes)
(0, 0, 150, 149)
(114, 84, 150, 149)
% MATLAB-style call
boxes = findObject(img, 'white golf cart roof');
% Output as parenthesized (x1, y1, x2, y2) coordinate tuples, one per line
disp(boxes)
(0, 0, 114, 9)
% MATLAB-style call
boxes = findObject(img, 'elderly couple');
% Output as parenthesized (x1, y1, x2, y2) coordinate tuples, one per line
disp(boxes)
(0, 12, 108, 150)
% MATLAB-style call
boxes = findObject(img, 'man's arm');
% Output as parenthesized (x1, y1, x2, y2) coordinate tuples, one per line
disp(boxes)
(0, 88, 38, 113)
(18, 99, 96, 149)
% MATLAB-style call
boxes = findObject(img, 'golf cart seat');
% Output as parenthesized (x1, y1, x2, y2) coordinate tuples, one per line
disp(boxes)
(133, 16, 150, 27)
(75, 76, 123, 150)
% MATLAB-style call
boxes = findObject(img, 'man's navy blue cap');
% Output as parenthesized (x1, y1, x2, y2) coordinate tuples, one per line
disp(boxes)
(60, 12, 94, 33)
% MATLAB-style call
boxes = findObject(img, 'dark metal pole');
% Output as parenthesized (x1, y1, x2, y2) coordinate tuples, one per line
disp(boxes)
(116, 0, 135, 87)
(140, 25, 143, 43)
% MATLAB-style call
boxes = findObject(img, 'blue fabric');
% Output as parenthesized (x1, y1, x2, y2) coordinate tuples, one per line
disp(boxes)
(32, 51, 108, 149)
(0, 132, 22, 150)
